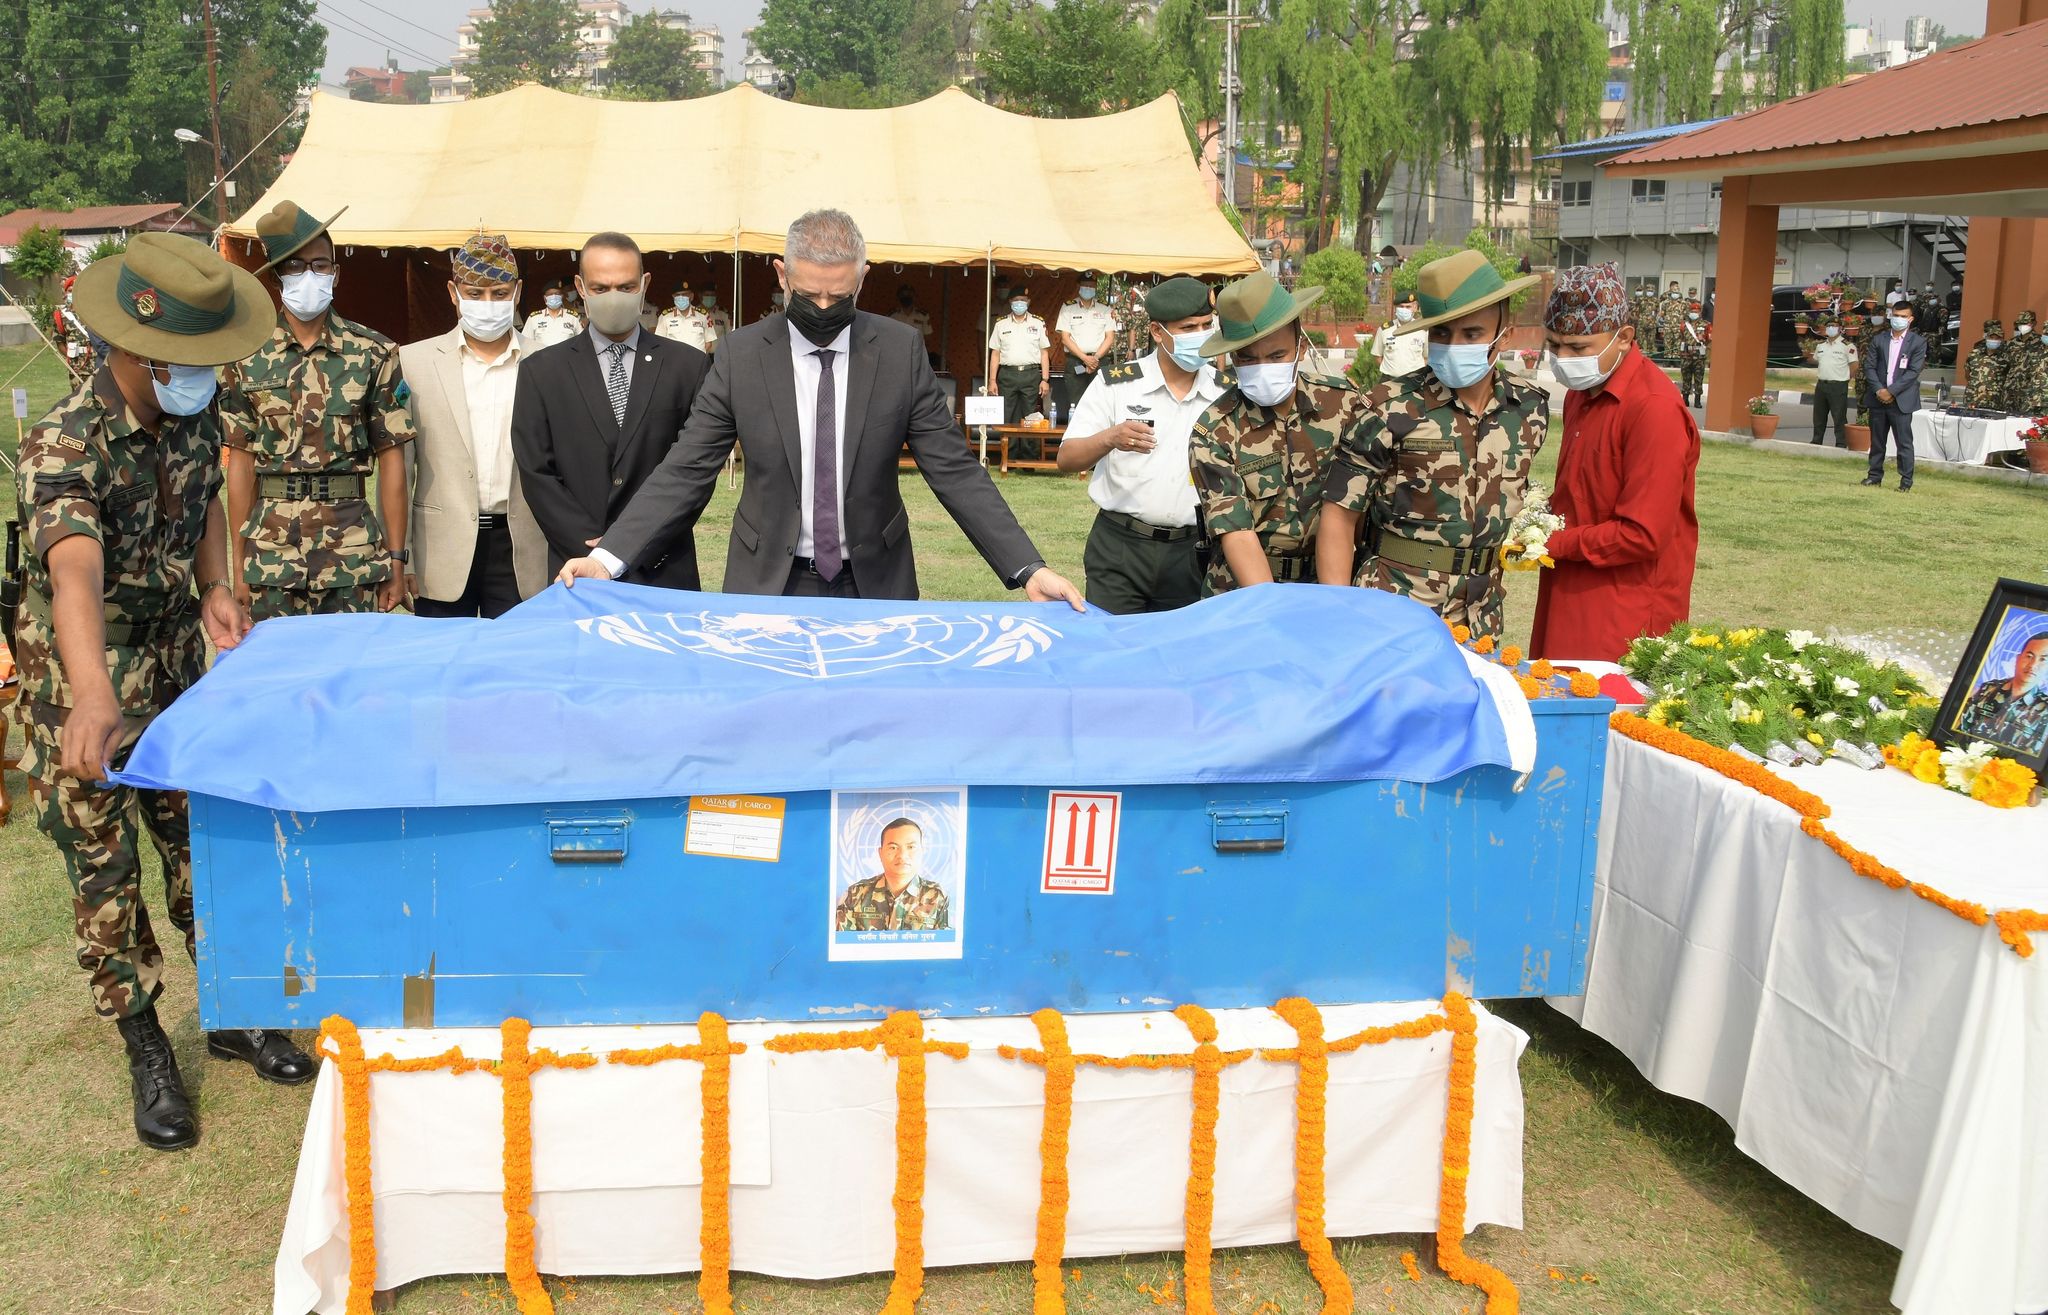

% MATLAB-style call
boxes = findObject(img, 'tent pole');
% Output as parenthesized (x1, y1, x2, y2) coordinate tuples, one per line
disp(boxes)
(980, 246, 995, 467)
(728, 227, 743, 491)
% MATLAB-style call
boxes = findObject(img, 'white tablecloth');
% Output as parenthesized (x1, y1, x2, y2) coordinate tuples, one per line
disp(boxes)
(1908, 410, 2030, 464)
(1554, 732, 2048, 1315)
(274, 1003, 1528, 1314)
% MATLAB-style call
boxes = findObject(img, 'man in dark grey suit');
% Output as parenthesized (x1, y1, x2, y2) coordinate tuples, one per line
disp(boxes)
(1861, 300, 1926, 492)
(511, 231, 709, 587)
(560, 209, 1082, 606)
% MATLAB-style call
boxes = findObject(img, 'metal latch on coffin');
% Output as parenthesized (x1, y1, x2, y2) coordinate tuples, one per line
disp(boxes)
(548, 816, 630, 863)
(1206, 802, 1288, 853)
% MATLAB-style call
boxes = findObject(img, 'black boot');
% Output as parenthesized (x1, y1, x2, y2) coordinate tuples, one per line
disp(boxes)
(116, 1007, 198, 1151)
(207, 1028, 316, 1085)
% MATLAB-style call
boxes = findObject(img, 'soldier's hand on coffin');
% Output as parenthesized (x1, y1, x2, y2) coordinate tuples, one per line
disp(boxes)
(201, 585, 252, 652)
(1024, 566, 1087, 613)
(61, 688, 124, 783)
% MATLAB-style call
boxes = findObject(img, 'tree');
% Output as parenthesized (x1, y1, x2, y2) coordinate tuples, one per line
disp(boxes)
(1615, 0, 1846, 122)
(13, 223, 74, 332)
(0, 0, 323, 212)
(976, 0, 1165, 117)
(608, 13, 711, 100)
(753, 0, 957, 103)
(469, 0, 582, 95)
(1301, 244, 1367, 316)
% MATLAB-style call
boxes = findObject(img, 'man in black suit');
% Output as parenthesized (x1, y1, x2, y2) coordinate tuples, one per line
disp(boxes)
(558, 209, 1082, 606)
(511, 231, 709, 586)
(1861, 299, 1926, 492)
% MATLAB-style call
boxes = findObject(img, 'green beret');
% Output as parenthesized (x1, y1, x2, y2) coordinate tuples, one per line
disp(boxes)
(1146, 276, 1211, 323)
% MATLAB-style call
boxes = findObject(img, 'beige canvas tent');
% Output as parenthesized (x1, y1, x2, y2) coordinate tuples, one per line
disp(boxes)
(224, 83, 1254, 375)
(230, 83, 1256, 275)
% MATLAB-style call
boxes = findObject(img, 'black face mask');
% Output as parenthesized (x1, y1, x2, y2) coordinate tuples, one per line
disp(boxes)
(784, 288, 858, 347)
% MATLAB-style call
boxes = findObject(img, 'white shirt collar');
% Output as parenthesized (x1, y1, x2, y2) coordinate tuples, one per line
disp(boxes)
(460, 328, 524, 364)
(790, 323, 853, 360)
(1136, 349, 1223, 402)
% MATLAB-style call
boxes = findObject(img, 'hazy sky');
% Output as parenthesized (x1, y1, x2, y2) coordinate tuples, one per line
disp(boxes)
(312, 0, 1982, 85)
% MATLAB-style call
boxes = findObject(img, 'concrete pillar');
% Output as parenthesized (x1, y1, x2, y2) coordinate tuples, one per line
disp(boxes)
(1704, 173, 1778, 434)
(1984, 0, 2048, 33)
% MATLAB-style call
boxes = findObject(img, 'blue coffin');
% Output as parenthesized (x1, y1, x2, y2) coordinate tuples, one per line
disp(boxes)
(119, 585, 1609, 1029)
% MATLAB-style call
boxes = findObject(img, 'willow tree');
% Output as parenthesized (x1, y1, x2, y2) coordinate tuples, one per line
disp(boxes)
(1158, 0, 1605, 254)
(1617, 0, 1846, 122)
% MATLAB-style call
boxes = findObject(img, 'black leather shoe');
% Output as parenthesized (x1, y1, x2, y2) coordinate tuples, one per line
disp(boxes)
(207, 1028, 316, 1086)
(116, 1007, 198, 1151)
(1859, 475, 1883, 486)
(1896, 481, 1913, 492)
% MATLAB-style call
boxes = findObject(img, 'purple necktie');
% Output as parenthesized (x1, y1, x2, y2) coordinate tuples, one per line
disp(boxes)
(812, 347, 842, 580)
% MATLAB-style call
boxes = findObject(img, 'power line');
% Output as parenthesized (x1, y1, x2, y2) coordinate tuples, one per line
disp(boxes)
(331, 0, 455, 48)
(314, 3, 446, 67)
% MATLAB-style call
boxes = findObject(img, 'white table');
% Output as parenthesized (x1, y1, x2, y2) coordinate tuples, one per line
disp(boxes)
(274, 1003, 1529, 1314)
(1908, 410, 2030, 464)
(1555, 731, 2048, 1315)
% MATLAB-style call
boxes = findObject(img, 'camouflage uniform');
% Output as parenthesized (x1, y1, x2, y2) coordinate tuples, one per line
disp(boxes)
(1964, 327, 2008, 411)
(835, 874, 952, 932)
(1956, 681, 2048, 756)
(12, 369, 218, 1019)
(1629, 293, 1657, 355)
(1657, 291, 1685, 358)
(2002, 311, 2046, 414)
(1675, 313, 1709, 404)
(1321, 369, 1549, 637)
(1189, 371, 1369, 595)
(217, 315, 415, 619)
(1119, 287, 1153, 366)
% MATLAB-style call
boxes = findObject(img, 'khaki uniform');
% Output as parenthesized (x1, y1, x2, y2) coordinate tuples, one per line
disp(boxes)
(521, 307, 584, 349)
(988, 314, 1051, 425)
(1189, 371, 1369, 595)
(12, 370, 218, 1019)
(217, 315, 416, 618)
(1321, 370, 1550, 638)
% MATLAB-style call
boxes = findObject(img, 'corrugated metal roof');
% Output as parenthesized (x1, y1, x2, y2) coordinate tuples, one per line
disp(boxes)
(1534, 118, 1727, 161)
(1614, 19, 2048, 168)
(0, 204, 194, 246)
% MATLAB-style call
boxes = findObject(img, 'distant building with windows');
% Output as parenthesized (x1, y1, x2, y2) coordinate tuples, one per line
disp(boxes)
(742, 29, 781, 92)
(444, 0, 632, 99)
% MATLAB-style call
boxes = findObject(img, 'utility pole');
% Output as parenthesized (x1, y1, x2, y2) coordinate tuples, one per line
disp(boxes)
(202, 0, 226, 229)
(1207, 0, 1258, 210)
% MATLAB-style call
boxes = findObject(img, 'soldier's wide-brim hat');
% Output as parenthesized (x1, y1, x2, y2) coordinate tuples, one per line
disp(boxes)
(255, 200, 348, 273)
(71, 232, 274, 367)
(1396, 249, 1540, 335)
(1197, 271, 1323, 358)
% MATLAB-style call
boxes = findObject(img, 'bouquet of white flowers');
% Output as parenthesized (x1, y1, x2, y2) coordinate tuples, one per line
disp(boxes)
(1500, 484, 1564, 572)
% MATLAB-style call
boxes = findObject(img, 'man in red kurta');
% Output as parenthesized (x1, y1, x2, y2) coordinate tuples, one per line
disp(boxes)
(1530, 263, 1700, 661)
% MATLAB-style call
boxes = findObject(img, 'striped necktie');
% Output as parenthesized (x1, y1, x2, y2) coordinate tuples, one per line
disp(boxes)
(604, 342, 629, 427)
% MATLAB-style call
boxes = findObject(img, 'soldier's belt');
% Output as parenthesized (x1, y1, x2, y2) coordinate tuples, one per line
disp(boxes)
(258, 473, 367, 501)
(20, 588, 195, 649)
(1369, 530, 1500, 577)
(1268, 554, 1314, 584)
(1100, 509, 1198, 542)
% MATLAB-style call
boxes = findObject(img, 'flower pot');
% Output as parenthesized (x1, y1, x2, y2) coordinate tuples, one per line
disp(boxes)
(1844, 423, 1871, 452)
(1749, 414, 1780, 439)
(2027, 441, 2048, 474)
(1795, 323, 1810, 335)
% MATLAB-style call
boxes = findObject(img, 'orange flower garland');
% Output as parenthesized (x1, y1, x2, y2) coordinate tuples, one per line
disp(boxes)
(1615, 712, 2045, 955)
(1176, 1003, 1224, 1315)
(693, 1013, 740, 1315)
(1269, 999, 1352, 1315)
(499, 1018, 552, 1314)
(1027, 1009, 1074, 1315)
(1434, 993, 1517, 1315)
(319, 1016, 378, 1315)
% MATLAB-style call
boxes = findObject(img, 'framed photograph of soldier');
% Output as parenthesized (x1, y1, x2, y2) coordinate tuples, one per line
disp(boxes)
(828, 788, 968, 961)
(1933, 578, 2048, 771)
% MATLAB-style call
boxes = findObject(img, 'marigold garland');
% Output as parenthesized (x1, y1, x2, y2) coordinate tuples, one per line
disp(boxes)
(1175, 1004, 1224, 1315)
(319, 1016, 378, 1315)
(1026, 1009, 1074, 1315)
(1497, 645, 1523, 668)
(694, 1013, 738, 1315)
(1269, 999, 1352, 1315)
(1434, 993, 1518, 1314)
(499, 1018, 553, 1314)
(1616, 712, 2043, 955)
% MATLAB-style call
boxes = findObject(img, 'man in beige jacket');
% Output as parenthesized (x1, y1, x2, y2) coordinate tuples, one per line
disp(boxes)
(400, 233, 548, 617)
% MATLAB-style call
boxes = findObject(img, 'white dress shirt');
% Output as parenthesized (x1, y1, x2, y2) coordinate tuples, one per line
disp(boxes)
(791, 324, 852, 558)
(460, 330, 524, 515)
(1065, 350, 1224, 528)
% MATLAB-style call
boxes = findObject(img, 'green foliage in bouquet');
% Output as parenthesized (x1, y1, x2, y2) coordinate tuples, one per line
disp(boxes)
(1621, 622, 1940, 757)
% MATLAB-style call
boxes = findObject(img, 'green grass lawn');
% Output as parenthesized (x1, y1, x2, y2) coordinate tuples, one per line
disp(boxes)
(2, 389, 2042, 1314)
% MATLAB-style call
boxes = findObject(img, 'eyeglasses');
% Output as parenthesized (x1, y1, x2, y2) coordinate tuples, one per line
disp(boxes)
(279, 258, 337, 277)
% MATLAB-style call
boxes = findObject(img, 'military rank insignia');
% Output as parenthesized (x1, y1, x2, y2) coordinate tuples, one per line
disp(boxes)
(130, 287, 163, 322)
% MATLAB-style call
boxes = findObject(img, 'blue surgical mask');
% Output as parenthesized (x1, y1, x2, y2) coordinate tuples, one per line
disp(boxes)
(152, 363, 217, 417)
(675, 296, 690, 310)
(1889, 315, 1909, 332)
(1427, 338, 1500, 390)
(1168, 331, 1207, 372)
(544, 294, 564, 310)
(702, 296, 716, 308)
(1011, 299, 1029, 316)
(1078, 286, 1096, 302)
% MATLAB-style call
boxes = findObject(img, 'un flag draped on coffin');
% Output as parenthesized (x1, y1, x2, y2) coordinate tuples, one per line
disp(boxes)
(113, 587, 1603, 1028)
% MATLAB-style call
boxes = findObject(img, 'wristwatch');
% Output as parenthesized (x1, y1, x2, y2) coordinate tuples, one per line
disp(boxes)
(389, 548, 411, 565)
(199, 579, 231, 598)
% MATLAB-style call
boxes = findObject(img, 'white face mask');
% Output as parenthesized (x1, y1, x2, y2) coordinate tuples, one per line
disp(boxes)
(1548, 333, 1623, 392)
(1825, 326, 1840, 339)
(458, 295, 516, 342)
(2020, 323, 2033, 336)
(280, 270, 336, 321)
(1393, 305, 1415, 324)
(1236, 360, 1297, 407)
